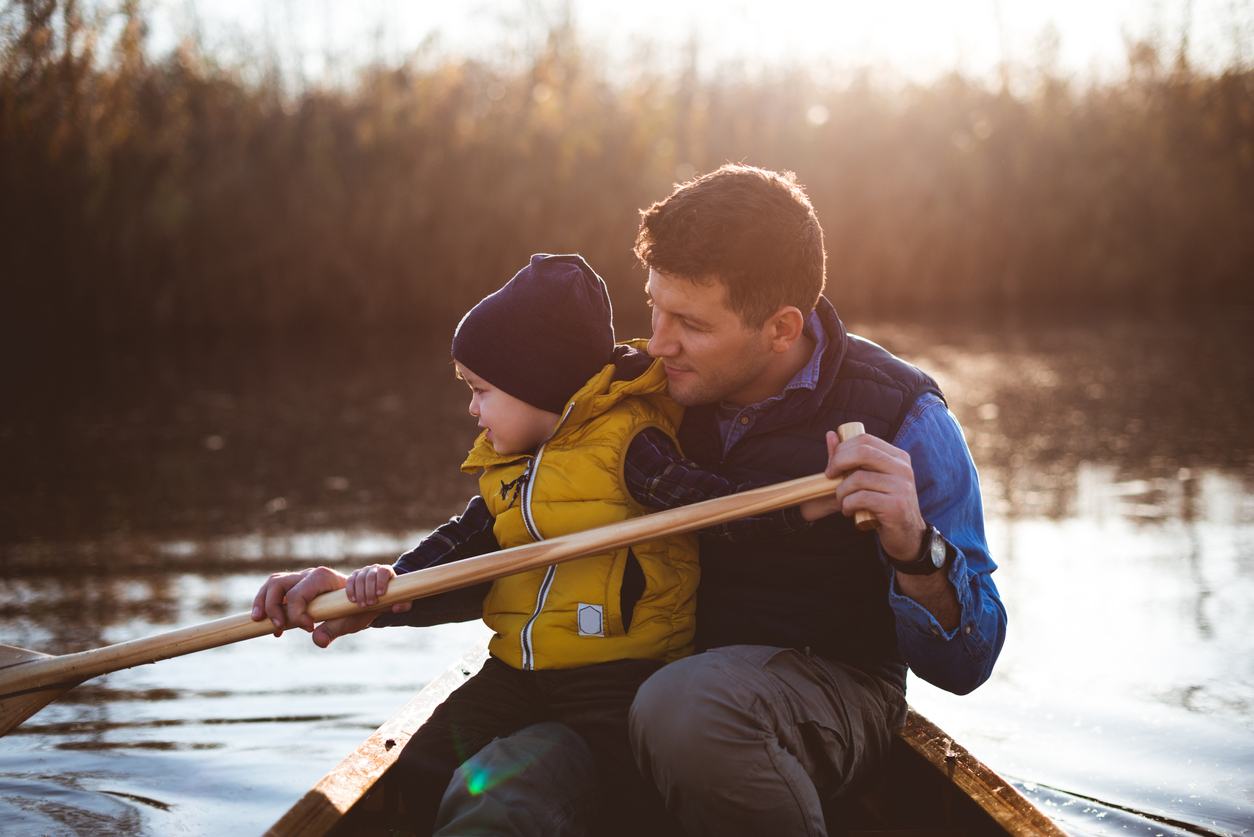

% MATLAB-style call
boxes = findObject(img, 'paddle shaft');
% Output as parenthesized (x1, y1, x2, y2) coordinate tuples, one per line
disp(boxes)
(0, 471, 845, 700)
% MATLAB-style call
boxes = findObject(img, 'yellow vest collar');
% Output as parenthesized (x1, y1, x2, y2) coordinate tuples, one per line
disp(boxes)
(461, 340, 676, 474)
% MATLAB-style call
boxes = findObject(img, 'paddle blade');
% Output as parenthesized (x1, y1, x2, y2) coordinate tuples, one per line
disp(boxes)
(0, 683, 73, 736)
(0, 644, 74, 736)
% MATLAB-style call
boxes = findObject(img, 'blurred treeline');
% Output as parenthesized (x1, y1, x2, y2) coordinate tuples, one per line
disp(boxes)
(2, 0, 1252, 339)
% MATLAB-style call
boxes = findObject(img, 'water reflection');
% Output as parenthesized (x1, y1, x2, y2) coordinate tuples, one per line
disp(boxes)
(3, 321, 1251, 548)
(1, 319, 1252, 834)
(55, 741, 226, 752)
(0, 570, 489, 835)
(0, 334, 478, 549)
(0, 778, 147, 834)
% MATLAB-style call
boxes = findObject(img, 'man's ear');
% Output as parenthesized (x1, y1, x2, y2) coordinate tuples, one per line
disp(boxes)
(765, 306, 806, 353)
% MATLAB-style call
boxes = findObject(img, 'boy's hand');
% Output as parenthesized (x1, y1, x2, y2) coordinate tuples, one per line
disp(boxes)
(325, 563, 412, 647)
(346, 563, 402, 608)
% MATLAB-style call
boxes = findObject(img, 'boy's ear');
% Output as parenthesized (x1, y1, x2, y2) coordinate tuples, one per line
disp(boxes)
(765, 306, 806, 352)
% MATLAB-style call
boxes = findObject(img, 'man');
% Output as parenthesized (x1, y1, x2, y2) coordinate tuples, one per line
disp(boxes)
(620, 164, 1005, 834)
(256, 164, 1006, 835)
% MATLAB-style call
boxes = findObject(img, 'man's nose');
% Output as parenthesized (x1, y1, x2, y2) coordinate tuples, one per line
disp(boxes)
(647, 321, 677, 358)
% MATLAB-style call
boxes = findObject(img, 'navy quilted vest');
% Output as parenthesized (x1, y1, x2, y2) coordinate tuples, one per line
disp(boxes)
(678, 297, 944, 688)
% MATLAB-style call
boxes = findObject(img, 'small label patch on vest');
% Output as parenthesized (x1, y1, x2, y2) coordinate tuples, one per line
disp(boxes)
(577, 603, 604, 637)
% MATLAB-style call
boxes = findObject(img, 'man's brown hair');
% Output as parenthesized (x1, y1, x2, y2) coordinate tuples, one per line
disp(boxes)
(634, 164, 826, 327)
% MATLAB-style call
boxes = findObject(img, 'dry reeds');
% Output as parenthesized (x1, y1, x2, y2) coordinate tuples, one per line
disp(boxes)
(2, 0, 1251, 340)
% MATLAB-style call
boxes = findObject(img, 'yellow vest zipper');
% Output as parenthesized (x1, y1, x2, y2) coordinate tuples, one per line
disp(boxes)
(518, 404, 574, 670)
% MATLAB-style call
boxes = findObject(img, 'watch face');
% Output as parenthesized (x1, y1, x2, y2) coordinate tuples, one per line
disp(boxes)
(929, 529, 947, 568)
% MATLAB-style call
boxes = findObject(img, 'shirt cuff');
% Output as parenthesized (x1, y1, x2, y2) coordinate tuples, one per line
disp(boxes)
(884, 542, 974, 641)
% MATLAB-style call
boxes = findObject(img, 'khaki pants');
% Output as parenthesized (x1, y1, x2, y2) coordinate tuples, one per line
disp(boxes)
(433, 646, 904, 836)
(629, 645, 907, 837)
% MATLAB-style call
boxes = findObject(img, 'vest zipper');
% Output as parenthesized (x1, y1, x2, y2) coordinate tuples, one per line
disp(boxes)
(518, 403, 574, 670)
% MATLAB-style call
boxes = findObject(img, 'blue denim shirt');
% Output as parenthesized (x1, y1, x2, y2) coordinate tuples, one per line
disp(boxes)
(886, 392, 1006, 694)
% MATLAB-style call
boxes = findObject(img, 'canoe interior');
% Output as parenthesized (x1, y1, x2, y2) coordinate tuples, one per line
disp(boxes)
(267, 646, 1061, 837)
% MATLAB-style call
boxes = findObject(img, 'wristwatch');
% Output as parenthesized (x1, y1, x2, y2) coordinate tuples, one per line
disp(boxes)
(887, 524, 951, 575)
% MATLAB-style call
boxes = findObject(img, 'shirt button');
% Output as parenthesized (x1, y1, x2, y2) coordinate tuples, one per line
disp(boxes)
(964, 625, 973, 635)
(739, 416, 750, 425)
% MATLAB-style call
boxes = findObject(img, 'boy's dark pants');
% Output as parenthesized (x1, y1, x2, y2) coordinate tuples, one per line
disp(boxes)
(391, 655, 669, 835)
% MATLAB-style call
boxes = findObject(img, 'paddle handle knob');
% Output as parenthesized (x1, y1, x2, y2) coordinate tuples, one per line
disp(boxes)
(836, 422, 880, 532)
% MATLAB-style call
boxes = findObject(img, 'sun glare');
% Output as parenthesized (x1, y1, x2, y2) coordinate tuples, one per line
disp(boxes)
(147, 0, 1247, 84)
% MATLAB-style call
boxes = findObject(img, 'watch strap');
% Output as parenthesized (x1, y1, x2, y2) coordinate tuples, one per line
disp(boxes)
(887, 524, 949, 575)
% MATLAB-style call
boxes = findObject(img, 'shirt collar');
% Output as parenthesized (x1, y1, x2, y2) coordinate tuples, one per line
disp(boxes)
(787, 311, 828, 394)
(715, 310, 828, 432)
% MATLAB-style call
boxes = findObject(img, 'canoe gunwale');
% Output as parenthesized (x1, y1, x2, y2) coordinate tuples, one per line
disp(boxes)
(895, 710, 1066, 836)
(263, 644, 486, 837)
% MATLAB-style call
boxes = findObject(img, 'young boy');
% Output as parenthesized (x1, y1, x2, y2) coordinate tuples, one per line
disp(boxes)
(254, 254, 815, 833)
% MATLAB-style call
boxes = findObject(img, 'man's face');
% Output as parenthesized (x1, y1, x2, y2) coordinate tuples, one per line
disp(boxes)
(645, 269, 775, 407)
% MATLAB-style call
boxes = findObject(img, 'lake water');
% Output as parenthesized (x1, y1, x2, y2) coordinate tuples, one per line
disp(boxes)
(1, 318, 1251, 835)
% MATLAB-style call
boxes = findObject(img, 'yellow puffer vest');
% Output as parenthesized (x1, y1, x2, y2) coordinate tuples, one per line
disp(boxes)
(462, 348, 699, 670)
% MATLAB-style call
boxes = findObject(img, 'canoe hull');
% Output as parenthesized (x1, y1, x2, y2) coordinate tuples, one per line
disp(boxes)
(268, 646, 1061, 836)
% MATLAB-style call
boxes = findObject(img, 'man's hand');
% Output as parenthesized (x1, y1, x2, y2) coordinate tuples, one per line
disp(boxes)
(800, 431, 846, 523)
(815, 430, 961, 630)
(817, 429, 926, 561)
(249, 565, 411, 648)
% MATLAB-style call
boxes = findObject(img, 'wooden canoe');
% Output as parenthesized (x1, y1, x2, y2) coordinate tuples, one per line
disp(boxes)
(266, 645, 1063, 837)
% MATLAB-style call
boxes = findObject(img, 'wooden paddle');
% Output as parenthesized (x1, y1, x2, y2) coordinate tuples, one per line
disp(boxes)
(0, 463, 870, 737)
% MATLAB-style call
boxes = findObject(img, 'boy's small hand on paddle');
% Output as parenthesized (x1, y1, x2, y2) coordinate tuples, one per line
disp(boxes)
(345, 563, 401, 608)
(812, 429, 927, 562)
(327, 564, 413, 647)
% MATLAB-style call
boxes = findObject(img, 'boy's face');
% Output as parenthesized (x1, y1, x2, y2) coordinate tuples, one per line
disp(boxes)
(645, 269, 778, 407)
(455, 362, 561, 456)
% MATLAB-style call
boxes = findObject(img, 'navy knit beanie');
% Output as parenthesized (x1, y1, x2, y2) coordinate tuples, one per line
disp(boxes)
(452, 254, 615, 414)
